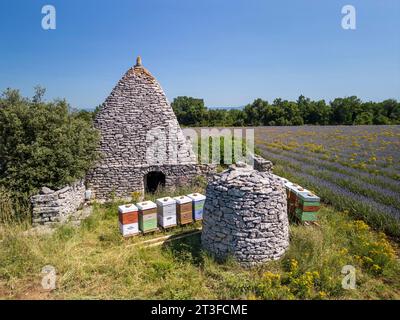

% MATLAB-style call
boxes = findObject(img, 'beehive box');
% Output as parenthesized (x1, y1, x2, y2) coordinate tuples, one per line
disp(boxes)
(119, 222, 140, 237)
(285, 183, 302, 217)
(156, 197, 177, 229)
(295, 192, 321, 222)
(118, 204, 139, 237)
(173, 195, 193, 225)
(187, 193, 206, 221)
(275, 174, 322, 223)
(136, 201, 158, 233)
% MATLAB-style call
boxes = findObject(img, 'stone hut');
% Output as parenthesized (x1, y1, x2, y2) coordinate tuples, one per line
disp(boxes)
(201, 163, 289, 266)
(87, 57, 207, 199)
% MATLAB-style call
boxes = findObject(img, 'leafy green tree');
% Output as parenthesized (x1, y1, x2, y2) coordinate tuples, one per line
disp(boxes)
(170, 95, 399, 127)
(207, 109, 228, 126)
(272, 99, 304, 126)
(373, 114, 391, 125)
(171, 96, 207, 126)
(297, 95, 330, 125)
(381, 99, 400, 124)
(244, 99, 270, 126)
(354, 112, 373, 125)
(0, 88, 100, 194)
(330, 96, 362, 125)
(227, 109, 246, 126)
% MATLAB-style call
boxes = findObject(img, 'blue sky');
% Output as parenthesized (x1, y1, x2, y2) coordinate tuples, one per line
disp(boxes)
(0, 0, 399, 109)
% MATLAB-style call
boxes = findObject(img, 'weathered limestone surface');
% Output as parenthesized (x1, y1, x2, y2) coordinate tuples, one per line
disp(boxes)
(88, 164, 216, 199)
(201, 163, 289, 266)
(252, 154, 274, 173)
(31, 180, 86, 226)
(87, 57, 213, 199)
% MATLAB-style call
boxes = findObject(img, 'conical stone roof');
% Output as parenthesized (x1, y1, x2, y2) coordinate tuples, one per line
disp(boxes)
(94, 57, 196, 167)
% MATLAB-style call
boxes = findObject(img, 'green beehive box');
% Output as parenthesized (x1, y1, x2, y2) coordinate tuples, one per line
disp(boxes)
(140, 218, 157, 231)
(299, 200, 321, 207)
(137, 201, 158, 233)
(295, 208, 318, 222)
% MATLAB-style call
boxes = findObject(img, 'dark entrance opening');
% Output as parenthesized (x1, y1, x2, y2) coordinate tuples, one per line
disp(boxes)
(144, 171, 166, 193)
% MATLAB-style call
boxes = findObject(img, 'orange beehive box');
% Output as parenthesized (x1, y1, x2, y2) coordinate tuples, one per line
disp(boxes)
(118, 204, 139, 237)
(118, 204, 139, 224)
(173, 195, 193, 225)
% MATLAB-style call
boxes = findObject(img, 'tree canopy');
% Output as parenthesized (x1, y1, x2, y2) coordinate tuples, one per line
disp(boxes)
(172, 95, 400, 127)
(0, 88, 100, 194)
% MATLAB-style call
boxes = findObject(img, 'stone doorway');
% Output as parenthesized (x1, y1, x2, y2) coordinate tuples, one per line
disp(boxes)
(144, 171, 166, 193)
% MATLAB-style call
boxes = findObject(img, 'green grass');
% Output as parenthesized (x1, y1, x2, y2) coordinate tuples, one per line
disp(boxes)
(0, 192, 399, 299)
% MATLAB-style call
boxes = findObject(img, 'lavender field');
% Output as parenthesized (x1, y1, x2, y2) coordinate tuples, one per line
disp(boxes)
(255, 125, 400, 237)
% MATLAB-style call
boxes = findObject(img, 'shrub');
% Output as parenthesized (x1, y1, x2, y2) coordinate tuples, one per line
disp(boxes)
(0, 187, 30, 224)
(0, 88, 100, 194)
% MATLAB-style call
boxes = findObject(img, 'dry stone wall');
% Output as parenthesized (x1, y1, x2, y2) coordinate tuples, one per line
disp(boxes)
(252, 154, 274, 172)
(87, 58, 203, 199)
(87, 164, 216, 200)
(31, 180, 86, 226)
(201, 163, 289, 266)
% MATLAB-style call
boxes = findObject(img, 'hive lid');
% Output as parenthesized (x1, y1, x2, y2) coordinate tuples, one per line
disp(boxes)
(187, 193, 206, 201)
(136, 201, 157, 210)
(298, 192, 320, 202)
(173, 195, 192, 204)
(156, 197, 176, 206)
(118, 204, 138, 213)
(294, 187, 310, 195)
(285, 182, 301, 191)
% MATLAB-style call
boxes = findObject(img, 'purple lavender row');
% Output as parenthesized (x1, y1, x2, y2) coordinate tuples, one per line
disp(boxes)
(255, 126, 400, 169)
(282, 166, 400, 221)
(261, 149, 400, 210)
(269, 142, 400, 177)
(259, 145, 400, 193)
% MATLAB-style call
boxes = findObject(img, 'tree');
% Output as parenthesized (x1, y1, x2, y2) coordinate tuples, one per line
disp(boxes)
(354, 112, 373, 125)
(297, 95, 330, 125)
(330, 96, 362, 125)
(0, 88, 100, 194)
(381, 99, 400, 124)
(244, 99, 269, 126)
(170, 95, 399, 127)
(171, 96, 207, 126)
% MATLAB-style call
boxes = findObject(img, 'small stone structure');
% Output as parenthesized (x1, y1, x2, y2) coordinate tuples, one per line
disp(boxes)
(31, 180, 86, 226)
(201, 163, 289, 266)
(87, 56, 211, 199)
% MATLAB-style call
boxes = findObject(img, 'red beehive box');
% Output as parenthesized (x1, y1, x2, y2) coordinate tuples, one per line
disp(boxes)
(118, 204, 139, 227)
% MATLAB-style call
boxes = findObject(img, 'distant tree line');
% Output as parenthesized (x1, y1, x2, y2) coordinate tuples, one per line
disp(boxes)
(171, 96, 400, 127)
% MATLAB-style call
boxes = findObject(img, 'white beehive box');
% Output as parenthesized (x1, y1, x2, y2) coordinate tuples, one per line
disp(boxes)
(119, 221, 139, 237)
(156, 197, 177, 228)
(187, 193, 206, 221)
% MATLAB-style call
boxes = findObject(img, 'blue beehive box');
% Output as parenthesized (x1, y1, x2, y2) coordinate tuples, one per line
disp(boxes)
(187, 193, 206, 221)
